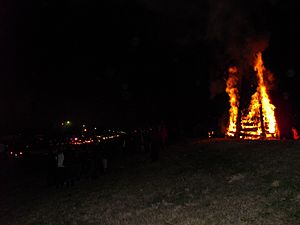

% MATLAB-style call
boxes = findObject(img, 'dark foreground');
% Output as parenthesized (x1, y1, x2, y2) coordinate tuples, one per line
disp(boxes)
(1, 139, 300, 225)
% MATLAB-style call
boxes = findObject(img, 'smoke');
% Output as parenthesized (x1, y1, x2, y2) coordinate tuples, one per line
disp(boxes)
(137, 0, 276, 40)
(206, 0, 273, 65)
(204, 0, 278, 99)
(137, 0, 278, 95)
(137, 0, 277, 58)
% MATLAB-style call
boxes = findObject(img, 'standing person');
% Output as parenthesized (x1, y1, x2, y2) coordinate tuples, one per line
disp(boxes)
(144, 127, 152, 153)
(121, 134, 127, 157)
(55, 146, 65, 188)
(0, 143, 5, 156)
(126, 131, 136, 156)
(150, 126, 161, 162)
(159, 121, 168, 149)
(276, 91, 293, 140)
(46, 148, 57, 186)
(90, 143, 101, 179)
(101, 141, 110, 173)
(64, 147, 76, 187)
(139, 128, 145, 152)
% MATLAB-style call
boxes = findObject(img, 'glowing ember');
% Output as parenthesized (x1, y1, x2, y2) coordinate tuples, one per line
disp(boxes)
(226, 52, 279, 140)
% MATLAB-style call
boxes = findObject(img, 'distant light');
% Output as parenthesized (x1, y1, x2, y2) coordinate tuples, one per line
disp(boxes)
(20, 152, 23, 155)
(66, 121, 71, 125)
(94, 127, 97, 130)
(84, 129, 87, 132)
(83, 124, 86, 127)
(74, 137, 78, 141)
(10, 152, 13, 155)
(61, 123, 64, 126)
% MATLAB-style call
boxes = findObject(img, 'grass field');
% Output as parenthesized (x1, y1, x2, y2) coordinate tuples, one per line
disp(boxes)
(2, 139, 300, 225)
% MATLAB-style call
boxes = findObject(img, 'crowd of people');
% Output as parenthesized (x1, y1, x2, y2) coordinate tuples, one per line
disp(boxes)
(47, 121, 169, 188)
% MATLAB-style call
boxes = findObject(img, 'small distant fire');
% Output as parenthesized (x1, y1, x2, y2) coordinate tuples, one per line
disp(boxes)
(292, 127, 299, 140)
(226, 52, 279, 140)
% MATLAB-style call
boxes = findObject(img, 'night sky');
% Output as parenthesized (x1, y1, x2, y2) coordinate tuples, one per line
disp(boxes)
(1, 0, 300, 134)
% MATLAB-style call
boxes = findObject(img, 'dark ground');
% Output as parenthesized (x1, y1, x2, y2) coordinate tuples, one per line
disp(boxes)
(1, 139, 300, 225)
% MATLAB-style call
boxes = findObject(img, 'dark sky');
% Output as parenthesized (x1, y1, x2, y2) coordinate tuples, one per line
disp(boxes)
(1, 0, 300, 133)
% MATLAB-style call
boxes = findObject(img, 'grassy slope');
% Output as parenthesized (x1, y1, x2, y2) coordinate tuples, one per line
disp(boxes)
(3, 139, 300, 225)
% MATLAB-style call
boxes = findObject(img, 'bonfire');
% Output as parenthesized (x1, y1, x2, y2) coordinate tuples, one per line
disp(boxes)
(226, 52, 279, 140)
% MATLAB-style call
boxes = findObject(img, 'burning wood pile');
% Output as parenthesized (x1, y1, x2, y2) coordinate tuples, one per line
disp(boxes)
(225, 52, 279, 140)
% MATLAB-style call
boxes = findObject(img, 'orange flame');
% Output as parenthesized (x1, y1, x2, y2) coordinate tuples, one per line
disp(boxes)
(226, 52, 279, 139)
(226, 66, 239, 137)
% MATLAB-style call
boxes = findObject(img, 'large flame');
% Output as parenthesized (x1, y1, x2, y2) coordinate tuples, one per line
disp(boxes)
(226, 52, 279, 139)
(225, 66, 239, 137)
